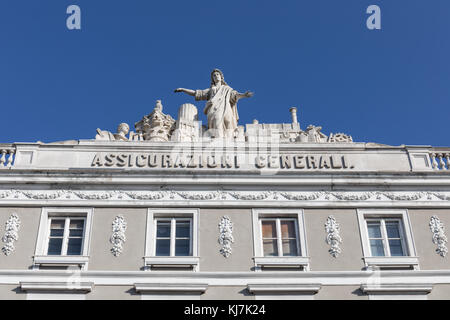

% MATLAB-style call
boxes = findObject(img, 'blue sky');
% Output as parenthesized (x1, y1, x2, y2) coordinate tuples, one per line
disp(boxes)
(0, 1, 449, 146)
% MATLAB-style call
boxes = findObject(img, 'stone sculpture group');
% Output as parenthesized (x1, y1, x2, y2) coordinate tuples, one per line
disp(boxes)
(95, 69, 353, 144)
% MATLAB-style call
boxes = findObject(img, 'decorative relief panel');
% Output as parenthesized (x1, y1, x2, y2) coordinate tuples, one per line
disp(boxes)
(218, 216, 234, 258)
(2, 213, 21, 256)
(429, 216, 448, 257)
(325, 216, 342, 258)
(0, 189, 449, 203)
(110, 215, 127, 257)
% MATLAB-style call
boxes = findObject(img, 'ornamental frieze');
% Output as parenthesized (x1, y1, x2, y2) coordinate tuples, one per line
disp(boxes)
(0, 189, 448, 203)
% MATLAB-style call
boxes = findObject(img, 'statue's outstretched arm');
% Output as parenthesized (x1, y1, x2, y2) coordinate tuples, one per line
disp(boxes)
(236, 91, 254, 100)
(174, 88, 196, 96)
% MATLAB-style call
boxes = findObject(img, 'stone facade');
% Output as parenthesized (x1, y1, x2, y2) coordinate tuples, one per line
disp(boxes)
(1, 76, 450, 300)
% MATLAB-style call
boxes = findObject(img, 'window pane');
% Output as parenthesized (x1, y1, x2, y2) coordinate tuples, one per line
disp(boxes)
(50, 219, 65, 229)
(282, 239, 298, 256)
(370, 239, 385, 256)
(261, 221, 277, 238)
(263, 239, 278, 256)
(386, 221, 401, 239)
(156, 222, 171, 238)
(50, 229, 64, 237)
(155, 239, 170, 256)
(175, 239, 190, 256)
(176, 222, 190, 238)
(389, 239, 405, 256)
(367, 222, 382, 238)
(67, 238, 83, 255)
(280, 221, 296, 238)
(69, 220, 84, 230)
(69, 229, 83, 237)
(47, 238, 63, 255)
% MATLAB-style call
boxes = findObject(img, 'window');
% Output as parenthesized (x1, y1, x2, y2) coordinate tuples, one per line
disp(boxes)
(261, 218, 300, 257)
(357, 209, 418, 270)
(145, 209, 199, 271)
(34, 208, 93, 270)
(366, 218, 406, 257)
(155, 218, 192, 256)
(252, 209, 309, 271)
(47, 218, 85, 256)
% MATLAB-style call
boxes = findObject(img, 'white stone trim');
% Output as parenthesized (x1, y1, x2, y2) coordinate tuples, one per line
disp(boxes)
(33, 207, 93, 270)
(145, 209, 199, 271)
(0, 270, 450, 287)
(360, 283, 433, 300)
(134, 283, 208, 293)
(357, 209, 418, 270)
(0, 189, 449, 208)
(20, 281, 93, 293)
(248, 283, 320, 300)
(248, 283, 320, 293)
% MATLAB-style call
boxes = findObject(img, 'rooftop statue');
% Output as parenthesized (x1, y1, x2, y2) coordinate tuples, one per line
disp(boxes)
(174, 69, 254, 139)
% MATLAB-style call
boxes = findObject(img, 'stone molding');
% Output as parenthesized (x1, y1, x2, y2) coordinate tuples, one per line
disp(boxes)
(2, 213, 20, 256)
(0, 189, 449, 203)
(429, 216, 448, 257)
(325, 216, 342, 258)
(218, 216, 234, 258)
(20, 281, 93, 293)
(110, 215, 127, 257)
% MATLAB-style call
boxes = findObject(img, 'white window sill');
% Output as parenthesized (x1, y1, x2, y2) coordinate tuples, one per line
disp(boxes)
(33, 255, 89, 270)
(143, 256, 200, 271)
(253, 256, 310, 271)
(134, 283, 208, 294)
(363, 256, 419, 270)
(361, 284, 432, 300)
(20, 281, 93, 293)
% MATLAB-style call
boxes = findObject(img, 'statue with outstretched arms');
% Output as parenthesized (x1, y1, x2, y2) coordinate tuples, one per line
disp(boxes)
(174, 69, 253, 138)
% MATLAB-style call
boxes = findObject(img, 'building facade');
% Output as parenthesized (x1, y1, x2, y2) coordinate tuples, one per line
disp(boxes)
(1, 87, 450, 300)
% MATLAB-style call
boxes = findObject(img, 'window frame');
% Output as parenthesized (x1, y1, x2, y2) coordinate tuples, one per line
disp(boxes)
(154, 217, 193, 257)
(144, 209, 199, 271)
(34, 208, 93, 270)
(252, 209, 309, 271)
(259, 217, 301, 257)
(45, 217, 87, 256)
(357, 209, 419, 270)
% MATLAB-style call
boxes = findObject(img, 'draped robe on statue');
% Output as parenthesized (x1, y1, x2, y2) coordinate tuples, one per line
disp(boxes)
(195, 85, 239, 137)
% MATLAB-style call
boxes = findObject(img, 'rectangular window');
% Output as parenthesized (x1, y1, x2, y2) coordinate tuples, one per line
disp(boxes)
(366, 218, 406, 257)
(261, 218, 299, 257)
(47, 217, 85, 256)
(155, 218, 192, 257)
(252, 209, 309, 271)
(145, 209, 199, 271)
(357, 209, 419, 270)
(34, 208, 93, 271)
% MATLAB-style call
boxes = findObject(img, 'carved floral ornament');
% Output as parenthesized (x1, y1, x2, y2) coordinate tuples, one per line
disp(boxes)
(2, 213, 21, 256)
(325, 216, 342, 258)
(429, 216, 448, 257)
(218, 216, 234, 258)
(0, 189, 449, 203)
(110, 215, 127, 257)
